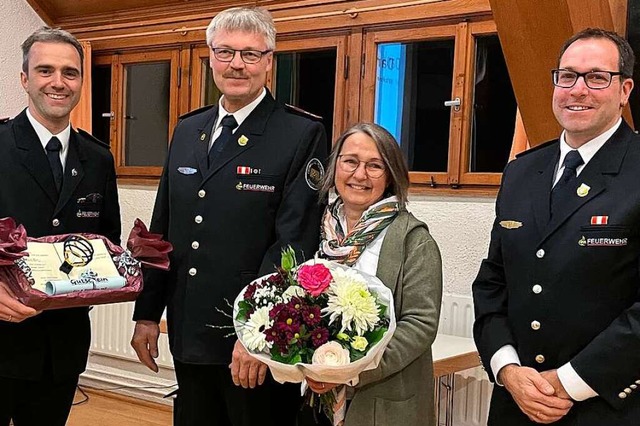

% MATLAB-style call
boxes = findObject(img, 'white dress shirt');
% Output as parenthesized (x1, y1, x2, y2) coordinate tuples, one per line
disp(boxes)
(26, 108, 71, 170)
(209, 88, 267, 150)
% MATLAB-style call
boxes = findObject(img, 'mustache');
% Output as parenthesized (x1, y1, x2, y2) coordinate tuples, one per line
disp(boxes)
(223, 72, 248, 79)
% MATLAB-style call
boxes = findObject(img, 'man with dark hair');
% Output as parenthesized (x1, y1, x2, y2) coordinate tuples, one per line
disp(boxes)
(131, 7, 326, 426)
(0, 26, 121, 426)
(474, 28, 640, 425)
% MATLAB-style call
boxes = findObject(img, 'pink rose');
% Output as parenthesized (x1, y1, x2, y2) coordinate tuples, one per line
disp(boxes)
(297, 264, 332, 296)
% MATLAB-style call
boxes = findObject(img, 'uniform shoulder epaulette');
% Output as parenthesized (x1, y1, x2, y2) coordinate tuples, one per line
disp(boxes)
(284, 104, 323, 122)
(515, 139, 557, 159)
(179, 104, 215, 120)
(77, 128, 110, 150)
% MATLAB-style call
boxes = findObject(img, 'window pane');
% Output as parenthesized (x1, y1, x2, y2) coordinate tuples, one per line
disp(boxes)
(201, 57, 222, 106)
(470, 35, 516, 172)
(275, 49, 336, 146)
(91, 64, 111, 145)
(374, 40, 454, 172)
(123, 62, 170, 166)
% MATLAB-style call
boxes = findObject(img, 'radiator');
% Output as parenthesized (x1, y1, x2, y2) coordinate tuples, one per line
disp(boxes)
(89, 302, 173, 366)
(85, 295, 493, 421)
(437, 294, 491, 426)
(83, 302, 176, 404)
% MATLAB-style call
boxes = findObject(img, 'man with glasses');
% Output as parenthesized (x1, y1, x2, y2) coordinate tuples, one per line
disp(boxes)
(473, 28, 640, 425)
(131, 6, 327, 426)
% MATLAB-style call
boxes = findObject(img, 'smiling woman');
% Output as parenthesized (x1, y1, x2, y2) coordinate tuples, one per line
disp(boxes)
(300, 122, 443, 426)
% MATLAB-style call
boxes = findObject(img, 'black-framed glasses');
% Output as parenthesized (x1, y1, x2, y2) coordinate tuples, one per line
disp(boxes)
(337, 154, 386, 178)
(552, 69, 624, 90)
(211, 47, 272, 64)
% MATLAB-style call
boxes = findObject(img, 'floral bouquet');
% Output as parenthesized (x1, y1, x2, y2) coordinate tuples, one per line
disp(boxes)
(232, 247, 396, 423)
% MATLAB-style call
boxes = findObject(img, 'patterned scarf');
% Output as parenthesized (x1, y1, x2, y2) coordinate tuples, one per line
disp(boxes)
(320, 195, 400, 266)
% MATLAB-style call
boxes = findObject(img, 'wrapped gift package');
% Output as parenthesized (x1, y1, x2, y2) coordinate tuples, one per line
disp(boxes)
(0, 217, 171, 310)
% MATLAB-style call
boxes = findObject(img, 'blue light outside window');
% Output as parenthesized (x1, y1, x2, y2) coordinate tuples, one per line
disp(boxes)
(374, 43, 406, 145)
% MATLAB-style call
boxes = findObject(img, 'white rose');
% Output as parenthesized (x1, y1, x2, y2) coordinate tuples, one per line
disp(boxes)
(312, 341, 351, 366)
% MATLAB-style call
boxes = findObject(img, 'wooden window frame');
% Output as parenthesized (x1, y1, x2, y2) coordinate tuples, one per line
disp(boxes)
(87, 9, 512, 191)
(360, 20, 513, 190)
(190, 45, 212, 111)
(361, 23, 459, 187)
(270, 34, 349, 143)
(95, 49, 181, 178)
(456, 20, 504, 186)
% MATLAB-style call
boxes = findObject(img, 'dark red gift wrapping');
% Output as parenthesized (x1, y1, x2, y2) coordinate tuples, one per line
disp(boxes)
(0, 217, 172, 311)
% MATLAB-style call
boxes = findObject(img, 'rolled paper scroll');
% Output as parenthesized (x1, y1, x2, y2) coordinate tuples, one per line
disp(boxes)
(45, 275, 126, 296)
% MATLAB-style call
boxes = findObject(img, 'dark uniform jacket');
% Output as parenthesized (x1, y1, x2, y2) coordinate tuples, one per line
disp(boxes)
(473, 121, 640, 425)
(133, 92, 327, 365)
(0, 109, 121, 381)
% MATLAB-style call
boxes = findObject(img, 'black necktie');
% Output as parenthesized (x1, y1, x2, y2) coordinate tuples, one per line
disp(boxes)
(551, 150, 584, 217)
(208, 115, 237, 168)
(46, 136, 64, 193)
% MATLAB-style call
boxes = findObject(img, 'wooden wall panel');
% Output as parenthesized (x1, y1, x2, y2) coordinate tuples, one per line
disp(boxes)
(64, 0, 490, 45)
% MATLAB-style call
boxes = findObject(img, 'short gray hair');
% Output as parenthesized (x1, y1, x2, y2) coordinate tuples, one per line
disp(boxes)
(21, 26, 84, 76)
(320, 122, 410, 208)
(206, 7, 276, 51)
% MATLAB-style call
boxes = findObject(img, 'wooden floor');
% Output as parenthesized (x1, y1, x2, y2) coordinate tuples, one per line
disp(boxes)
(67, 388, 172, 426)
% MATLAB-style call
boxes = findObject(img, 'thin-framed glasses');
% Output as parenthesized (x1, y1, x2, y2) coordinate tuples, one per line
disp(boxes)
(337, 154, 386, 178)
(552, 69, 624, 90)
(211, 47, 272, 64)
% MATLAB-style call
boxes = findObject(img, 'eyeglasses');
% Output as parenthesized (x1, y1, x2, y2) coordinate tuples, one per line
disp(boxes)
(337, 154, 386, 178)
(211, 47, 272, 64)
(552, 69, 624, 90)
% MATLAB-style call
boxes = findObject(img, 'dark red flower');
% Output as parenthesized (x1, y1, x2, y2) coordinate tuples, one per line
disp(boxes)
(267, 270, 287, 287)
(244, 282, 259, 300)
(310, 327, 329, 347)
(302, 305, 322, 327)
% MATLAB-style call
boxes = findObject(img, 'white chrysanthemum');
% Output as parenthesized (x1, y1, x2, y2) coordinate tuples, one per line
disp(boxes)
(241, 306, 273, 352)
(322, 268, 380, 335)
(282, 285, 306, 302)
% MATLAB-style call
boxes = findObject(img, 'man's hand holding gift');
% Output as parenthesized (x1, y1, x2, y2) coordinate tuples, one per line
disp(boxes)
(0, 218, 40, 322)
(0, 280, 39, 323)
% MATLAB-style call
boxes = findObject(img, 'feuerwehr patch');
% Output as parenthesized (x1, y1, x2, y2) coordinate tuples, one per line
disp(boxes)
(305, 158, 324, 190)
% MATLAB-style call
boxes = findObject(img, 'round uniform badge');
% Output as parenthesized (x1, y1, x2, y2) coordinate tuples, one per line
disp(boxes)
(305, 158, 324, 191)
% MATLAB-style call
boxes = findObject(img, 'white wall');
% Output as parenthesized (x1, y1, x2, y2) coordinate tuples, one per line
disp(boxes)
(117, 187, 496, 299)
(0, 0, 43, 116)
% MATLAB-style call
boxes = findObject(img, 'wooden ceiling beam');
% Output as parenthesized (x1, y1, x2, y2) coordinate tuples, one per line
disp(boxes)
(489, 0, 631, 147)
(25, 0, 55, 25)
